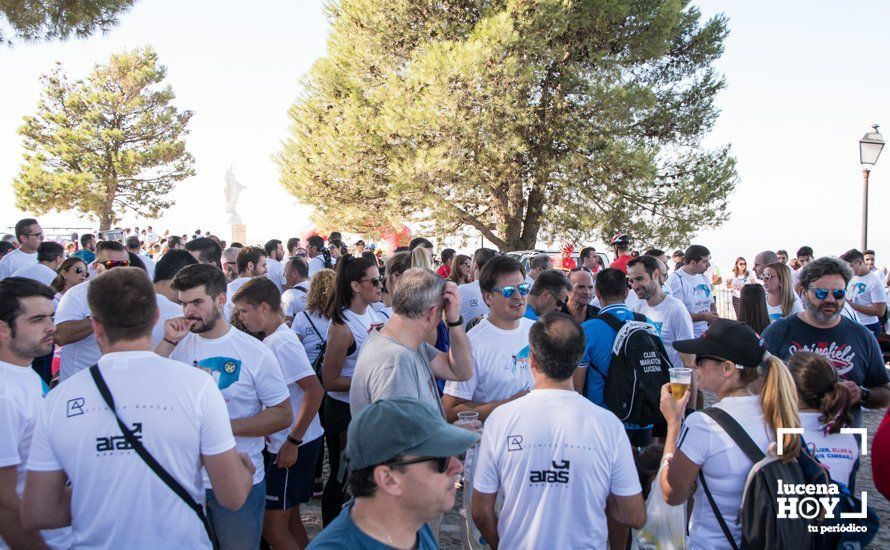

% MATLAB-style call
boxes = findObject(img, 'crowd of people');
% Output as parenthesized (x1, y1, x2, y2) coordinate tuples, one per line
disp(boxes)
(1, 217, 889, 549)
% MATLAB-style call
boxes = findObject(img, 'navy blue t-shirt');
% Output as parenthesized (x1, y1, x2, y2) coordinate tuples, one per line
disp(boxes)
(762, 315, 888, 425)
(309, 502, 439, 549)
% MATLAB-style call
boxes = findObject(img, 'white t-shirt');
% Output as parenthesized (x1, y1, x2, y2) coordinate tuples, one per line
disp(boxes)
(307, 256, 325, 277)
(137, 253, 156, 281)
(624, 288, 642, 309)
(678, 395, 773, 550)
(473, 389, 641, 549)
(633, 295, 695, 370)
(0, 249, 37, 280)
(0, 361, 71, 549)
(282, 284, 309, 319)
(224, 276, 251, 322)
(847, 271, 887, 326)
(11, 262, 57, 287)
(326, 307, 387, 403)
(152, 294, 184, 348)
(728, 272, 757, 298)
(765, 295, 804, 322)
(55, 280, 100, 381)
(266, 258, 286, 293)
(170, 327, 290, 485)
(263, 325, 323, 453)
(293, 311, 331, 366)
(443, 318, 534, 404)
(459, 281, 489, 329)
(799, 412, 859, 487)
(27, 351, 235, 549)
(667, 269, 714, 337)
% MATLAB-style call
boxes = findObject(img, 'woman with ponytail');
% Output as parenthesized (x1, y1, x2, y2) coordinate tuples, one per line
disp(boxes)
(319, 254, 387, 525)
(788, 351, 859, 487)
(657, 319, 801, 549)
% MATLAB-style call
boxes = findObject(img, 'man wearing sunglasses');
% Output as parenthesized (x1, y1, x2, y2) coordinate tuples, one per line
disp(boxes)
(0, 219, 43, 281)
(444, 256, 535, 422)
(55, 241, 131, 381)
(309, 397, 477, 549)
(524, 270, 571, 321)
(762, 256, 890, 427)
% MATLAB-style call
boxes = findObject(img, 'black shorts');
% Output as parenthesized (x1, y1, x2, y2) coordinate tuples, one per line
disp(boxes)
(264, 435, 323, 510)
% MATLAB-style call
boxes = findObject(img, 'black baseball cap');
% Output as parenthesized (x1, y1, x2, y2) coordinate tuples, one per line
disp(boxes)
(673, 319, 769, 369)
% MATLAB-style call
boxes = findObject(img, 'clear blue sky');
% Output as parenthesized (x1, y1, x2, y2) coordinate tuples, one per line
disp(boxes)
(2, 1, 890, 271)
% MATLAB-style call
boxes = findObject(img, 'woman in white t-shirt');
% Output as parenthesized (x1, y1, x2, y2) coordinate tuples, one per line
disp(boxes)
(726, 256, 756, 315)
(763, 262, 804, 322)
(319, 255, 387, 526)
(658, 319, 802, 550)
(788, 351, 859, 487)
(292, 268, 336, 366)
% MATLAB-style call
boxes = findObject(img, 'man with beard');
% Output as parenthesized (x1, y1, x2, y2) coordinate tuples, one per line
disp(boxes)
(0, 278, 71, 548)
(156, 264, 292, 549)
(763, 256, 889, 427)
(562, 268, 600, 323)
(264, 239, 286, 292)
(225, 246, 267, 322)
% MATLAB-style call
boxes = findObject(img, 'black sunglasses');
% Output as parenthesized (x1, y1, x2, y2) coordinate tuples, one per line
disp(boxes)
(385, 456, 450, 473)
(695, 355, 727, 366)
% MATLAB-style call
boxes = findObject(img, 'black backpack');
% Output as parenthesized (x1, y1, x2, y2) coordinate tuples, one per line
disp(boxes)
(596, 312, 671, 427)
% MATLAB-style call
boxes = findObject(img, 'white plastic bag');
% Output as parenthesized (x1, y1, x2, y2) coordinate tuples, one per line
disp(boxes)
(631, 462, 687, 550)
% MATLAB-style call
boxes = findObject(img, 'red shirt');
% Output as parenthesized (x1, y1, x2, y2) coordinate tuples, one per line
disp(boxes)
(872, 410, 890, 500)
(610, 254, 633, 273)
(437, 264, 451, 278)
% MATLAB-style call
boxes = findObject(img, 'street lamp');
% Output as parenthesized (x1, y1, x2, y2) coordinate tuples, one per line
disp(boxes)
(859, 124, 884, 251)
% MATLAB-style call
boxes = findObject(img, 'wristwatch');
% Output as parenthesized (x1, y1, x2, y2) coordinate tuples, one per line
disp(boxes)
(859, 386, 871, 404)
(286, 435, 302, 446)
(447, 316, 464, 328)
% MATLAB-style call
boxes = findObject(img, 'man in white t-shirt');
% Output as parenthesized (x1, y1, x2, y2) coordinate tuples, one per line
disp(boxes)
(459, 248, 497, 329)
(55, 241, 132, 381)
(281, 257, 310, 325)
(12, 242, 64, 287)
(667, 244, 717, 337)
(0, 219, 42, 281)
(472, 313, 645, 549)
(444, 255, 534, 422)
(126, 236, 155, 281)
(264, 239, 287, 292)
(156, 264, 292, 549)
(224, 246, 268, 322)
(22, 268, 254, 549)
(306, 236, 326, 276)
(0, 278, 71, 549)
(629, 255, 695, 370)
(232, 278, 324, 549)
(841, 248, 887, 339)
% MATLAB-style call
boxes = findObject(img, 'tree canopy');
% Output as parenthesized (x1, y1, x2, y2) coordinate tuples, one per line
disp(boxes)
(1, 0, 136, 44)
(280, 0, 738, 250)
(14, 47, 195, 230)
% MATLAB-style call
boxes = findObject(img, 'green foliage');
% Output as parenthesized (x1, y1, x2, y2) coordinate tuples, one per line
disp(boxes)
(1, 0, 136, 44)
(14, 47, 195, 229)
(280, 0, 738, 250)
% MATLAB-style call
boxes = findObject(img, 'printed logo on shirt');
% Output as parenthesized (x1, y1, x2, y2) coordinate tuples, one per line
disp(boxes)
(195, 356, 242, 390)
(67, 397, 85, 417)
(511, 347, 532, 387)
(507, 435, 524, 451)
(788, 341, 856, 376)
(529, 460, 570, 485)
(470, 299, 479, 307)
(650, 321, 663, 336)
(96, 422, 143, 452)
(850, 282, 868, 302)
(694, 283, 712, 297)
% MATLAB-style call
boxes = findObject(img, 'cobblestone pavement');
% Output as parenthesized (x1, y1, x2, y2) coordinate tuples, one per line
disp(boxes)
(301, 406, 890, 549)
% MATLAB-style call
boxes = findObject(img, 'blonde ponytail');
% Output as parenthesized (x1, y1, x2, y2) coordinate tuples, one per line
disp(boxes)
(759, 355, 801, 462)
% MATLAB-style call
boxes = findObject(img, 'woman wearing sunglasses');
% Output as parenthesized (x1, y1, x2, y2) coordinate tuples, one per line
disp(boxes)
(659, 319, 802, 550)
(448, 254, 472, 285)
(762, 261, 803, 322)
(50, 257, 88, 298)
(726, 256, 756, 317)
(320, 255, 388, 526)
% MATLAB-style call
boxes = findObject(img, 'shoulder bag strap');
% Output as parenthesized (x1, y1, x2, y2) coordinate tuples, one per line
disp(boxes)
(701, 407, 767, 464)
(303, 311, 326, 344)
(89, 365, 217, 548)
(698, 470, 740, 550)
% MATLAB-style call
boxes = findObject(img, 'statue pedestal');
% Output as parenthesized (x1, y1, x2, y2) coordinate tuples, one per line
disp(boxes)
(231, 224, 246, 245)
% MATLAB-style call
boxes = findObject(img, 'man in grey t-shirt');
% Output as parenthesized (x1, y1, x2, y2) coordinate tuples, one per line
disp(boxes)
(350, 268, 473, 416)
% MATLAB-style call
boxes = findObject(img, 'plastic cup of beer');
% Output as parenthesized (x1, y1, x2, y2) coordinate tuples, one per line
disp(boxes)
(669, 368, 692, 400)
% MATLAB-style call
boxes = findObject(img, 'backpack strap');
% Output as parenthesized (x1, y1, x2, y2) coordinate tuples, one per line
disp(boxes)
(294, 285, 307, 293)
(698, 472, 740, 550)
(303, 311, 326, 344)
(701, 407, 766, 464)
(596, 311, 625, 333)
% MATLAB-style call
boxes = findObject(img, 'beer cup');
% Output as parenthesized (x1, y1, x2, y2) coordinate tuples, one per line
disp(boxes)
(669, 367, 692, 400)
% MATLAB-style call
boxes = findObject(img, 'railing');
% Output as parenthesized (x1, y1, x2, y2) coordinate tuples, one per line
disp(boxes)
(714, 288, 737, 320)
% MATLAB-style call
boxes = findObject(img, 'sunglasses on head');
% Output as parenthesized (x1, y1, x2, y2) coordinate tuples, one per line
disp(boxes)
(385, 456, 451, 474)
(492, 283, 531, 298)
(810, 287, 846, 300)
(100, 260, 130, 269)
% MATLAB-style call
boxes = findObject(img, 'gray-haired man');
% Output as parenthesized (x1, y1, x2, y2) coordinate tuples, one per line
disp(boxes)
(350, 268, 473, 416)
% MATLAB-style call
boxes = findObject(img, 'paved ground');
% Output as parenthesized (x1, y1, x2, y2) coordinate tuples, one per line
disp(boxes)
(301, 406, 889, 549)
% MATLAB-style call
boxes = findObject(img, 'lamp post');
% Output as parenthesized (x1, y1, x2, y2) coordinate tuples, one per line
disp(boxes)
(859, 124, 885, 251)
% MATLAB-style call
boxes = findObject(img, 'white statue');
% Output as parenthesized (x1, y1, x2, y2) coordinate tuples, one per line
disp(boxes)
(224, 167, 246, 225)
